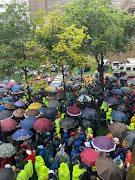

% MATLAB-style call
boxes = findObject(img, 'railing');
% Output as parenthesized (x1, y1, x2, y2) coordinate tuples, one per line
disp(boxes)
(121, 0, 135, 10)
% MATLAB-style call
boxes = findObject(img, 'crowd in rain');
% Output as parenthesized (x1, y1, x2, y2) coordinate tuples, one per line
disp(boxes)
(0, 72, 135, 180)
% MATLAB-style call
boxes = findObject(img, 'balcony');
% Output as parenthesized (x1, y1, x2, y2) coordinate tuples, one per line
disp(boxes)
(121, 0, 135, 14)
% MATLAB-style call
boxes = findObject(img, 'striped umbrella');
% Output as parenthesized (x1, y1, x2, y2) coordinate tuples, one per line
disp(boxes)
(77, 95, 92, 103)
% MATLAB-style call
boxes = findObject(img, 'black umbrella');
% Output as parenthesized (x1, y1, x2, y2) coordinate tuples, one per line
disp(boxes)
(59, 117, 76, 129)
(56, 93, 65, 100)
(4, 102, 16, 110)
(82, 108, 98, 120)
(104, 97, 119, 106)
(48, 100, 61, 108)
(122, 130, 135, 145)
(0, 110, 12, 120)
(91, 86, 101, 94)
(116, 105, 127, 112)
(82, 119, 95, 130)
(37, 90, 47, 96)
(0, 168, 14, 180)
(44, 107, 58, 118)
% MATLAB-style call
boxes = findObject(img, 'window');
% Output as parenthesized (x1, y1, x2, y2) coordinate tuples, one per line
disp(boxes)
(126, 67, 131, 71)
(133, 67, 135, 71)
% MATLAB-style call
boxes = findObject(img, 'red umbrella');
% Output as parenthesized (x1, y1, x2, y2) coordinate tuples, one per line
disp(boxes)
(55, 89, 64, 94)
(1, 119, 17, 132)
(7, 82, 17, 86)
(80, 148, 100, 167)
(33, 118, 52, 132)
(67, 106, 81, 116)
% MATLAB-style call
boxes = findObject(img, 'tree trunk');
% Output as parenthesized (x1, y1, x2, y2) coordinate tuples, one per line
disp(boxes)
(99, 53, 104, 95)
(62, 65, 65, 92)
(81, 67, 83, 82)
(24, 67, 31, 102)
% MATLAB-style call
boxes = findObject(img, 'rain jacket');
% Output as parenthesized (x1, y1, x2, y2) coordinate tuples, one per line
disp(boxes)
(35, 155, 45, 176)
(24, 160, 33, 178)
(50, 159, 58, 170)
(58, 163, 70, 180)
(100, 102, 107, 112)
(129, 123, 135, 130)
(38, 165, 49, 180)
(131, 116, 135, 123)
(39, 147, 46, 161)
(106, 108, 112, 120)
(72, 164, 86, 180)
(16, 169, 28, 180)
(86, 127, 93, 141)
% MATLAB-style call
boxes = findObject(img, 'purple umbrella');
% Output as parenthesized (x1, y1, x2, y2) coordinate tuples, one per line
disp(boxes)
(74, 75, 81, 79)
(0, 83, 6, 87)
(91, 136, 116, 152)
(14, 101, 25, 107)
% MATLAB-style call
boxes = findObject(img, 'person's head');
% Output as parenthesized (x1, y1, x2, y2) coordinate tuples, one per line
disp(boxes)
(23, 159, 28, 165)
(15, 168, 21, 174)
(79, 163, 85, 169)
(50, 157, 55, 163)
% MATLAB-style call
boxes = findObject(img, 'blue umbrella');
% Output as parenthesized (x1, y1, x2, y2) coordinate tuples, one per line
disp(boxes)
(120, 77, 128, 81)
(20, 118, 37, 129)
(2, 97, 12, 102)
(12, 129, 33, 141)
(38, 107, 46, 114)
(14, 101, 25, 107)
(111, 89, 123, 95)
(129, 79, 135, 85)
(23, 117, 38, 122)
(44, 107, 58, 118)
(82, 108, 98, 121)
(0, 105, 5, 111)
(0, 88, 7, 91)
(12, 85, 22, 90)
(5, 86, 12, 90)
(110, 111, 128, 122)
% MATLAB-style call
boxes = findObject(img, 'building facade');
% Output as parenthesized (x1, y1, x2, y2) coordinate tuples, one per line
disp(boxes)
(121, 0, 135, 15)
(112, 0, 125, 9)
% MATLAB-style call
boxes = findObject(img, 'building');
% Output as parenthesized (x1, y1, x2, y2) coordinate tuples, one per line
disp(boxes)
(112, 0, 125, 9)
(121, 0, 135, 15)
(29, 0, 72, 16)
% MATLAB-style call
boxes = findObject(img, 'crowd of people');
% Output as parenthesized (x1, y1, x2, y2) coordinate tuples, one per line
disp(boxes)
(0, 72, 135, 180)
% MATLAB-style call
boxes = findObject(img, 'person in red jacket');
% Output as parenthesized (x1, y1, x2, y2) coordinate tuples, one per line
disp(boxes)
(26, 148, 35, 164)
(1, 157, 12, 168)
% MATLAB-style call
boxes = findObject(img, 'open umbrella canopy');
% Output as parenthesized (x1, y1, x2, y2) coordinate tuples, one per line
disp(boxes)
(2, 97, 12, 102)
(28, 102, 42, 109)
(82, 119, 95, 130)
(24, 109, 41, 118)
(13, 109, 25, 118)
(48, 100, 61, 108)
(12, 129, 33, 141)
(12, 85, 22, 90)
(37, 90, 47, 96)
(0, 143, 16, 158)
(1, 119, 17, 132)
(79, 90, 87, 95)
(11, 90, 22, 95)
(0, 88, 7, 92)
(4, 102, 16, 110)
(38, 107, 46, 115)
(0, 168, 14, 180)
(109, 122, 128, 139)
(67, 106, 81, 116)
(45, 86, 55, 91)
(110, 76, 118, 81)
(66, 81, 74, 84)
(33, 118, 53, 132)
(122, 130, 135, 145)
(0, 83, 6, 87)
(59, 117, 76, 129)
(129, 79, 135, 85)
(7, 82, 17, 86)
(20, 118, 37, 129)
(120, 77, 128, 81)
(110, 111, 128, 122)
(0, 110, 12, 121)
(56, 93, 65, 100)
(14, 101, 25, 107)
(116, 104, 127, 112)
(55, 89, 64, 94)
(74, 75, 81, 79)
(96, 157, 123, 180)
(66, 92, 76, 100)
(5, 86, 12, 90)
(120, 87, 132, 94)
(111, 89, 123, 95)
(0, 105, 5, 111)
(44, 107, 58, 118)
(91, 86, 101, 94)
(82, 108, 98, 120)
(77, 95, 92, 103)
(92, 136, 116, 152)
(81, 148, 100, 167)
(104, 97, 119, 106)
(48, 96, 57, 101)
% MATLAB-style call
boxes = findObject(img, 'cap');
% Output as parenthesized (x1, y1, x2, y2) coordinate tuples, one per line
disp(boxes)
(37, 145, 43, 150)
(5, 164, 11, 168)
(20, 143, 26, 148)
(26, 148, 32, 155)
(70, 132, 75, 136)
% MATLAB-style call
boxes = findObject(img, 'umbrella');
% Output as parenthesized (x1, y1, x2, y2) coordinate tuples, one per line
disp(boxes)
(12, 85, 22, 90)
(110, 111, 128, 122)
(59, 117, 76, 129)
(68, 74, 73, 79)
(120, 77, 128, 81)
(65, 84, 72, 89)
(110, 76, 118, 81)
(129, 79, 135, 85)
(1, 119, 17, 132)
(104, 97, 119, 106)
(82, 108, 98, 120)
(0, 143, 16, 158)
(109, 122, 128, 139)
(2, 97, 12, 102)
(131, 86, 135, 91)
(28, 102, 42, 109)
(4, 102, 16, 110)
(29, 87, 35, 92)
(7, 82, 17, 86)
(33, 118, 53, 132)
(0, 83, 6, 87)
(0, 168, 14, 180)
(111, 89, 123, 95)
(5, 86, 12, 90)
(116, 104, 127, 112)
(74, 82, 81, 86)
(91, 86, 101, 94)
(66, 92, 76, 99)
(79, 90, 87, 95)
(77, 95, 92, 103)
(45, 86, 55, 91)
(44, 107, 58, 118)
(122, 130, 135, 145)
(56, 93, 65, 100)
(0, 88, 7, 91)
(37, 90, 47, 96)
(66, 81, 74, 84)
(48, 96, 57, 101)
(0, 110, 12, 120)
(80, 148, 100, 167)
(48, 100, 61, 108)
(38, 107, 46, 115)
(74, 75, 81, 79)
(96, 157, 123, 180)
(92, 136, 116, 152)
(11, 90, 22, 95)
(20, 118, 37, 129)
(67, 106, 81, 116)
(12, 129, 33, 141)
(82, 119, 95, 130)
(24, 109, 41, 118)
(13, 109, 25, 118)
(0, 105, 5, 111)
(120, 87, 132, 94)
(14, 101, 25, 107)
(55, 89, 65, 94)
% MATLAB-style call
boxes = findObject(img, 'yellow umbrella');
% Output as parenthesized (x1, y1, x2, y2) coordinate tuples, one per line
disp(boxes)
(28, 102, 42, 109)
(45, 86, 55, 91)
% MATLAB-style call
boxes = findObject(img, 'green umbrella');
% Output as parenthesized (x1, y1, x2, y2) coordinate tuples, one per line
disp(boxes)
(66, 92, 76, 99)
(110, 76, 118, 81)
(120, 87, 132, 94)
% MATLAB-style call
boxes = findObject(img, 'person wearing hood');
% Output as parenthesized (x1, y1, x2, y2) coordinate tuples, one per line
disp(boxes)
(58, 162, 70, 180)
(114, 156, 125, 174)
(71, 145, 79, 161)
(128, 122, 135, 130)
(38, 165, 49, 180)
(72, 163, 86, 180)
(16, 168, 28, 180)
(48, 170, 58, 180)
(114, 148, 124, 162)
(106, 108, 113, 121)
(38, 145, 46, 161)
(63, 129, 69, 144)
(100, 102, 107, 112)
(50, 157, 58, 171)
(26, 148, 35, 164)
(23, 159, 33, 180)
(35, 155, 45, 176)
(15, 156, 24, 170)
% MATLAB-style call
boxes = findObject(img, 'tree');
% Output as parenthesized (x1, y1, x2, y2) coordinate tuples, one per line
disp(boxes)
(66, 0, 135, 93)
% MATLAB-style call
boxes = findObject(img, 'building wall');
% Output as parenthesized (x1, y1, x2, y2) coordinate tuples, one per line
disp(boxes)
(112, 0, 125, 9)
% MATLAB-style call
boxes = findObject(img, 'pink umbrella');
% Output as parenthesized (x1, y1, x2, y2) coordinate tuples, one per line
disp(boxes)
(67, 106, 81, 116)
(80, 148, 100, 167)
(55, 89, 65, 94)
(7, 82, 17, 86)
(33, 118, 53, 132)
(1, 119, 17, 132)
